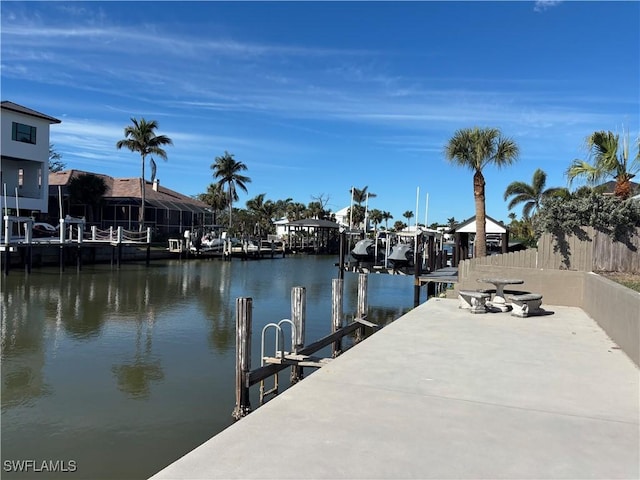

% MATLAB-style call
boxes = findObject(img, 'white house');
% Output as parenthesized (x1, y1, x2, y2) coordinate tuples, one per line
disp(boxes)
(1, 101, 61, 215)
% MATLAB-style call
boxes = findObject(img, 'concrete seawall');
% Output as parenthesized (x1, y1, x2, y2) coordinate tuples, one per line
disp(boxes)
(151, 299, 639, 479)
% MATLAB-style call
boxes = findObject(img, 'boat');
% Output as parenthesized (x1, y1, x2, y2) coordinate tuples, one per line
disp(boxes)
(191, 231, 226, 255)
(387, 243, 414, 268)
(351, 239, 376, 262)
(230, 239, 260, 257)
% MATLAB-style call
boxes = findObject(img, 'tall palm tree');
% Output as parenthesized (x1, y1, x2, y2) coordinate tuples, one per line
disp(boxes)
(566, 130, 640, 199)
(211, 151, 251, 230)
(444, 127, 519, 257)
(503, 168, 568, 218)
(403, 210, 414, 227)
(116, 118, 173, 229)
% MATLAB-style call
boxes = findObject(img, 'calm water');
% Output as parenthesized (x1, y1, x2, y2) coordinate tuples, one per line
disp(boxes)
(1, 255, 415, 479)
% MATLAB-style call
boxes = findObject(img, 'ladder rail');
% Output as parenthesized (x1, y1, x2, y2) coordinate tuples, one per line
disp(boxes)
(259, 319, 296, 405)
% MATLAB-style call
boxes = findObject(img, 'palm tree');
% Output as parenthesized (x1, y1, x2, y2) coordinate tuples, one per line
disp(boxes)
(210, 151, 251, 230)
(403, 210, 414, 227)
(447, 217, 457, 229)
(444, 127, 519, 257)
(503, 168, 568, 218)
(566, 130, 640, 199)
(350, 186, 376, 205)
(381, 211, 393, 230)
(369, 209, 383, 233)
(197, 183, 228, 225)
(116, 118, 173, 229)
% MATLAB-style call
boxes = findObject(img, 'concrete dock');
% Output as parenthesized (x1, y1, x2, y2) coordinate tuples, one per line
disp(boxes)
(151, 298, 639, 479)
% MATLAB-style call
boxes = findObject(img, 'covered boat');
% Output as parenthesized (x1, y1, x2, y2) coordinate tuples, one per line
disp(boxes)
(351, 239, 376, 262)
(388, 243, 413, 267)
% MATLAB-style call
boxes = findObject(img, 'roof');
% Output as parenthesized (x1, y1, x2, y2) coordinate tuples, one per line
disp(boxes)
(287, 218, 340, 229)
(49, 170, 209, 214)
(448, 215, 508, 234)
(1, 101, 61, 124)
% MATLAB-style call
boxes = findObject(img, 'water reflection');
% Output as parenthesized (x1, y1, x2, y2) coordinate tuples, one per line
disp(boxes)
(1, 257, 414, 479)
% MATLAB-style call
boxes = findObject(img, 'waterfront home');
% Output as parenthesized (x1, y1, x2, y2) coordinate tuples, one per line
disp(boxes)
(0, 101, 61, 217)
(48, 170, 213, 236)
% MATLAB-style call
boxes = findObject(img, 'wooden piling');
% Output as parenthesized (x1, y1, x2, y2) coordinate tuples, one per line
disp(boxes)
(232, 297, 252, 420)
(414, 251, 422, 307)
(332, 278, 344, 357)
(290, 286, 306, 383)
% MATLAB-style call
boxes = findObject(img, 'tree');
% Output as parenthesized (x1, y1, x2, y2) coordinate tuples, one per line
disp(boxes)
(350, 186, 376, 205)
(369, 209, 383, 233)
(444, 127, 519, 257)
(246, 193, 276, 236)
(393, 220, 406, 232)
(566, 130, 640, 199)
(116, 118, 173, 229)
(447, 217, 457, 229)
(197, 183, 228, 225)
(504, 168, 568, 218)
(49, 143, 66, 172)
(403, 210, 414, 226)
(381, 211, 393, 230)
(210, 151, 251, 231)
(68, 173, 107, 222)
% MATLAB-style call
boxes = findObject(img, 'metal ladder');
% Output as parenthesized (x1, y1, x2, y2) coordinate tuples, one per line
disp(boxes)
(259, 319, 295, 405)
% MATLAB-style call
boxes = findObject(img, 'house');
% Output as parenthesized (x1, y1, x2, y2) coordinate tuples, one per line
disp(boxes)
(1, 101, 61, 215)
(448, 215, 510, 264)
(48, 170, 213, 236)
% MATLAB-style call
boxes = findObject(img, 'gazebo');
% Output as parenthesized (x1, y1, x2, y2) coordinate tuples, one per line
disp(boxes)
(285, 218, 341, 253)
(448, 215, 509, 265)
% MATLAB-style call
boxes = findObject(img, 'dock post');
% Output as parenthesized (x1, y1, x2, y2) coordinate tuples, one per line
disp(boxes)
(291, 286, 306, 383)
(414, 251, 422, 307)
(232, 297, 252, 420)
(332, 278, 344, 357)
(356, 273, 368, 342)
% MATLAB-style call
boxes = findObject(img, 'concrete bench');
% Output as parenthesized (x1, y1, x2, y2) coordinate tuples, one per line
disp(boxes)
(458, 290, 491, 314)
(510, 293, 544, 317)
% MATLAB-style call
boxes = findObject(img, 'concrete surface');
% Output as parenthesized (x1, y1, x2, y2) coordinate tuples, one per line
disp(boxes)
(151, 299, 639, 480)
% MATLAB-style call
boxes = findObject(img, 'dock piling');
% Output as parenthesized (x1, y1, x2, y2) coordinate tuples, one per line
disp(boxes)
(332, 278, 344, 357)
(290, 286, 306, 383)
(232, 297, 253, 420)
(357, 273, 368, 341)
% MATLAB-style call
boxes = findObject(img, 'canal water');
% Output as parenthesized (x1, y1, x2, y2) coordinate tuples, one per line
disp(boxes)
(1, 255, 415, 479)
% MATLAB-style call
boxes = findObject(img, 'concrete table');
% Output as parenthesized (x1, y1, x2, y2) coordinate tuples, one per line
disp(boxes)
(479, 278, 525, 312)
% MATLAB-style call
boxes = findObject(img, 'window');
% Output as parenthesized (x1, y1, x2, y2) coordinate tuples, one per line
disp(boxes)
(38, 168, 42, 188)
(18, 168, 24, 187)
(12, 122, 37, 144)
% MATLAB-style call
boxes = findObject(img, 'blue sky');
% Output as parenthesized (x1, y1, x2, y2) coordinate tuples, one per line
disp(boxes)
(2, 1, 638, 226)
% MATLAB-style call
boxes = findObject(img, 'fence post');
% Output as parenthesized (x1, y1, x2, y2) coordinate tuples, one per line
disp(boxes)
(291, 286, 306, 384)
(232, 297, 252, 420)
(356, 273, 368, 342)
(332, 278, 344, 357)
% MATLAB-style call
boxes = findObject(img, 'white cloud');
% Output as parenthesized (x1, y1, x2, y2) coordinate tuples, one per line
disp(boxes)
(534, 1, 563, 13)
